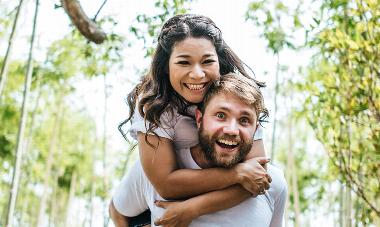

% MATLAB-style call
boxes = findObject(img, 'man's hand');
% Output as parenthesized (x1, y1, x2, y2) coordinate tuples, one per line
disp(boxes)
(154, 200, 196, 227)
(109, 200, 129, 227)
(234, 157, 272, 195)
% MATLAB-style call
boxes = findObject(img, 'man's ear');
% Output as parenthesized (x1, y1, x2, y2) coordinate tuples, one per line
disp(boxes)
(195, 109, 203, 129)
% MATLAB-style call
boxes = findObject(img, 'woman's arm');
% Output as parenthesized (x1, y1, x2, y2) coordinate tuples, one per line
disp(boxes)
(153, 185, 253, 227)
(246, 138, 266, 159)
(139, 133, 270, 200)
(153, 140, 270, 226)
(138, 133, 240, 199)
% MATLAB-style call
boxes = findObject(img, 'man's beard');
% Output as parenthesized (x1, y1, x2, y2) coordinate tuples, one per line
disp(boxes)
(198, 122, 253, 168)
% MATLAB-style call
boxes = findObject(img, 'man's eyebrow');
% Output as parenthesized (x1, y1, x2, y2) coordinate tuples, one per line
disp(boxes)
(240, 110, 255, 117)
(214, 106, 255, 117)
(213, 106, 231, 112)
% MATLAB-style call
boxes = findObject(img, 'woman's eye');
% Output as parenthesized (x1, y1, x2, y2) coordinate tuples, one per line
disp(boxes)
(216, 113, 225, 119)
(176, 61, 189, 65)
(203, 59, 215, 64)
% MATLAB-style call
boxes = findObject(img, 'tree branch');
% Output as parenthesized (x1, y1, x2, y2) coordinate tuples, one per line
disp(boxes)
(93, 0, 108, 21)
(61, 0, 106, 44)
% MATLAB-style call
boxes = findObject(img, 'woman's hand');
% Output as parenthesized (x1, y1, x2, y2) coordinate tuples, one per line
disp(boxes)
(154, 200, 197, 227)
(234, 157, 272, 195)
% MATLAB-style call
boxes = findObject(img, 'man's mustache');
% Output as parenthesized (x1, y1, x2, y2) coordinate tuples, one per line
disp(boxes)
(214, 134, 241, 143)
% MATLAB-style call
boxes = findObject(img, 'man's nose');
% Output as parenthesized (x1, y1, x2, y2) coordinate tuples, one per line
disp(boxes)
(189, 64, 205, 79)
(223, 120, 239, 135)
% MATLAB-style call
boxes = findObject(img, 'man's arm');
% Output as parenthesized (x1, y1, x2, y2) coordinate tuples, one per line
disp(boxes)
(109, 200, 129, 227)
(110, 161, 150, 226)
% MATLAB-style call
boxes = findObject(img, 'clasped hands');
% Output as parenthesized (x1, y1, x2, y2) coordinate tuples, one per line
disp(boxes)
(154, 157, 271, 227)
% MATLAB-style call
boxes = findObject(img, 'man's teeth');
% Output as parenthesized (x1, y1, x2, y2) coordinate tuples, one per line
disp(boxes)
(187, 83, 205, 90)
(218, 139, 238, 146)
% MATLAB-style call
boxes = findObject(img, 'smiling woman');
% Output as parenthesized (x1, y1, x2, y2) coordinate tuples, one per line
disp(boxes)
(110, 14, 271, 227)
(169, 37, 220, 104)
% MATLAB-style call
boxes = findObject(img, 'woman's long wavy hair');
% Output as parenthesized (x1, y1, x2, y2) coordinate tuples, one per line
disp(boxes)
(122, 14, 265, 145)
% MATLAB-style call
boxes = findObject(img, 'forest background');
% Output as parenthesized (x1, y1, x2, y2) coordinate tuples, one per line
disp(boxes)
(0, 0, 379, 226)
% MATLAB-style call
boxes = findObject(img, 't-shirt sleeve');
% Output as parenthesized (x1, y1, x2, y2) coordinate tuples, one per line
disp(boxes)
(269, 168, 288, 227)
(129, 107, 176, 141)
(253, 124, 264, 140)
(112, 160, 150, 217)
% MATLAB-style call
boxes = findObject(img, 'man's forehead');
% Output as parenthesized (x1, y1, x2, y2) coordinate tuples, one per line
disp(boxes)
(206, 92, 255, 114)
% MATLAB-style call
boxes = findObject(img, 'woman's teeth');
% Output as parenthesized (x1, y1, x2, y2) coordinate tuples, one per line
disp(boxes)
(186, 83, 205, 90)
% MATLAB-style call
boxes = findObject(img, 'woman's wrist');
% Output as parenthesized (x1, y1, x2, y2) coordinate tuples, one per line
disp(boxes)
(183, 199, 201, 219)
(232, 163, 244, 185)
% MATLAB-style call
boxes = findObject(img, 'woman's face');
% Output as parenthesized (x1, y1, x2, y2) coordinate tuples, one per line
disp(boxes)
(169, 37, 220, 103)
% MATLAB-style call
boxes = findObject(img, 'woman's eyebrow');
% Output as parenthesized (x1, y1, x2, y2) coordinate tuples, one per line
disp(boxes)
(174, 53, 217, 59)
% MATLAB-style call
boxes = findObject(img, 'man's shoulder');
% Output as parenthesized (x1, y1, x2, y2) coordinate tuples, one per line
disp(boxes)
(267, 164, 287, 196)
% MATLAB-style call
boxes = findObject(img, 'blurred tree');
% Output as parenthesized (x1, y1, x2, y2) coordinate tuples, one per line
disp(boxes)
(0, 0, 24, 99)
(296, 0, 380, 224)
(245, 0, 299, 161)
(245, 1, 304, 225)
(5, 0, 39, 226)
(129, 0, 194, 57)
(61, 0, 107, 44)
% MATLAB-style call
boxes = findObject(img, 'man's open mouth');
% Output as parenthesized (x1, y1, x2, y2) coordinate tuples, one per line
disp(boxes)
(216, 139, 239, 149)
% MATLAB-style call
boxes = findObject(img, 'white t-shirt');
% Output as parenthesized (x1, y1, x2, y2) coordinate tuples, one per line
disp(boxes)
(112, 106, 285, 226)
(113, 153, 287, 227)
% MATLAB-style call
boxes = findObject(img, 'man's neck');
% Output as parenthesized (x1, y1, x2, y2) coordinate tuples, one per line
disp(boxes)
(190, 145, 212, 169)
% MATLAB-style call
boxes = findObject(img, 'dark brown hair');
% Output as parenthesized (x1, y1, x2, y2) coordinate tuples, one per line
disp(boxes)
(122, 14, 265, 145)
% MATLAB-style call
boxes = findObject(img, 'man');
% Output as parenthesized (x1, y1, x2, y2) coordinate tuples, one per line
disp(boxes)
(111, 73, 287, 227)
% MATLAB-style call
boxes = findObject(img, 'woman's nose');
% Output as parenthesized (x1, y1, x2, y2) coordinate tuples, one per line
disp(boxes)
(189, 65, 205, 79)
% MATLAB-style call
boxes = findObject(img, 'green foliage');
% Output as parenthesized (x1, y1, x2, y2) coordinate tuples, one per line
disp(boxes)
(248, 0, 380, 224)
(0, 2, 15, 39)
(129, 0, 193, 57)
(0, 60, 28, 163)
(245, 0, 298, 54)
(296, 0, 380, 222)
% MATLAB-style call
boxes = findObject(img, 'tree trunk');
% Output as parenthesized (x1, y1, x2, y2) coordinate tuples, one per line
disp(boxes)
(284, 156, 290, 227)
(290, 149, 301, 227)
(270, 53, 280, 161)
(64, 171, 77, 226)
(48, 174, 59, 227)
(5, 1, 39, 226)
(61, 0, 106, 44)
(89, 129, 96, 227)
(343, 184, 352, 227)
(36, 98, 63, 226)
(0, 0, 24, 99)
(339, 181, 344, 227)
(102, 74, 109, 227)
(23, 77, 42, 155)
(287, 97, 301, 226)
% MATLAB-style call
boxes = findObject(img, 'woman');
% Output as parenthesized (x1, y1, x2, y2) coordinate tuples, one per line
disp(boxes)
(111, 14, 271, 227)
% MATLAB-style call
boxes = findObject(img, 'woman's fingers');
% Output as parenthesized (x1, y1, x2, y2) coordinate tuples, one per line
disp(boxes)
(154, 200, 170, 209)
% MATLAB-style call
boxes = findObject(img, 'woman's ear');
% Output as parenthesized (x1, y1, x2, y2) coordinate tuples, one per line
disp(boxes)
(195, 109, 203, 129)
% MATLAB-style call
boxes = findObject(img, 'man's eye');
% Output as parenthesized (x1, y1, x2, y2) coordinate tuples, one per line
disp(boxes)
(240, 118, 250, 124)
(216, 113, 225, 119)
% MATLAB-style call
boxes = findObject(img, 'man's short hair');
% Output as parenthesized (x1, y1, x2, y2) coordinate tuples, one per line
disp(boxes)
(199, 72, 269, 123)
